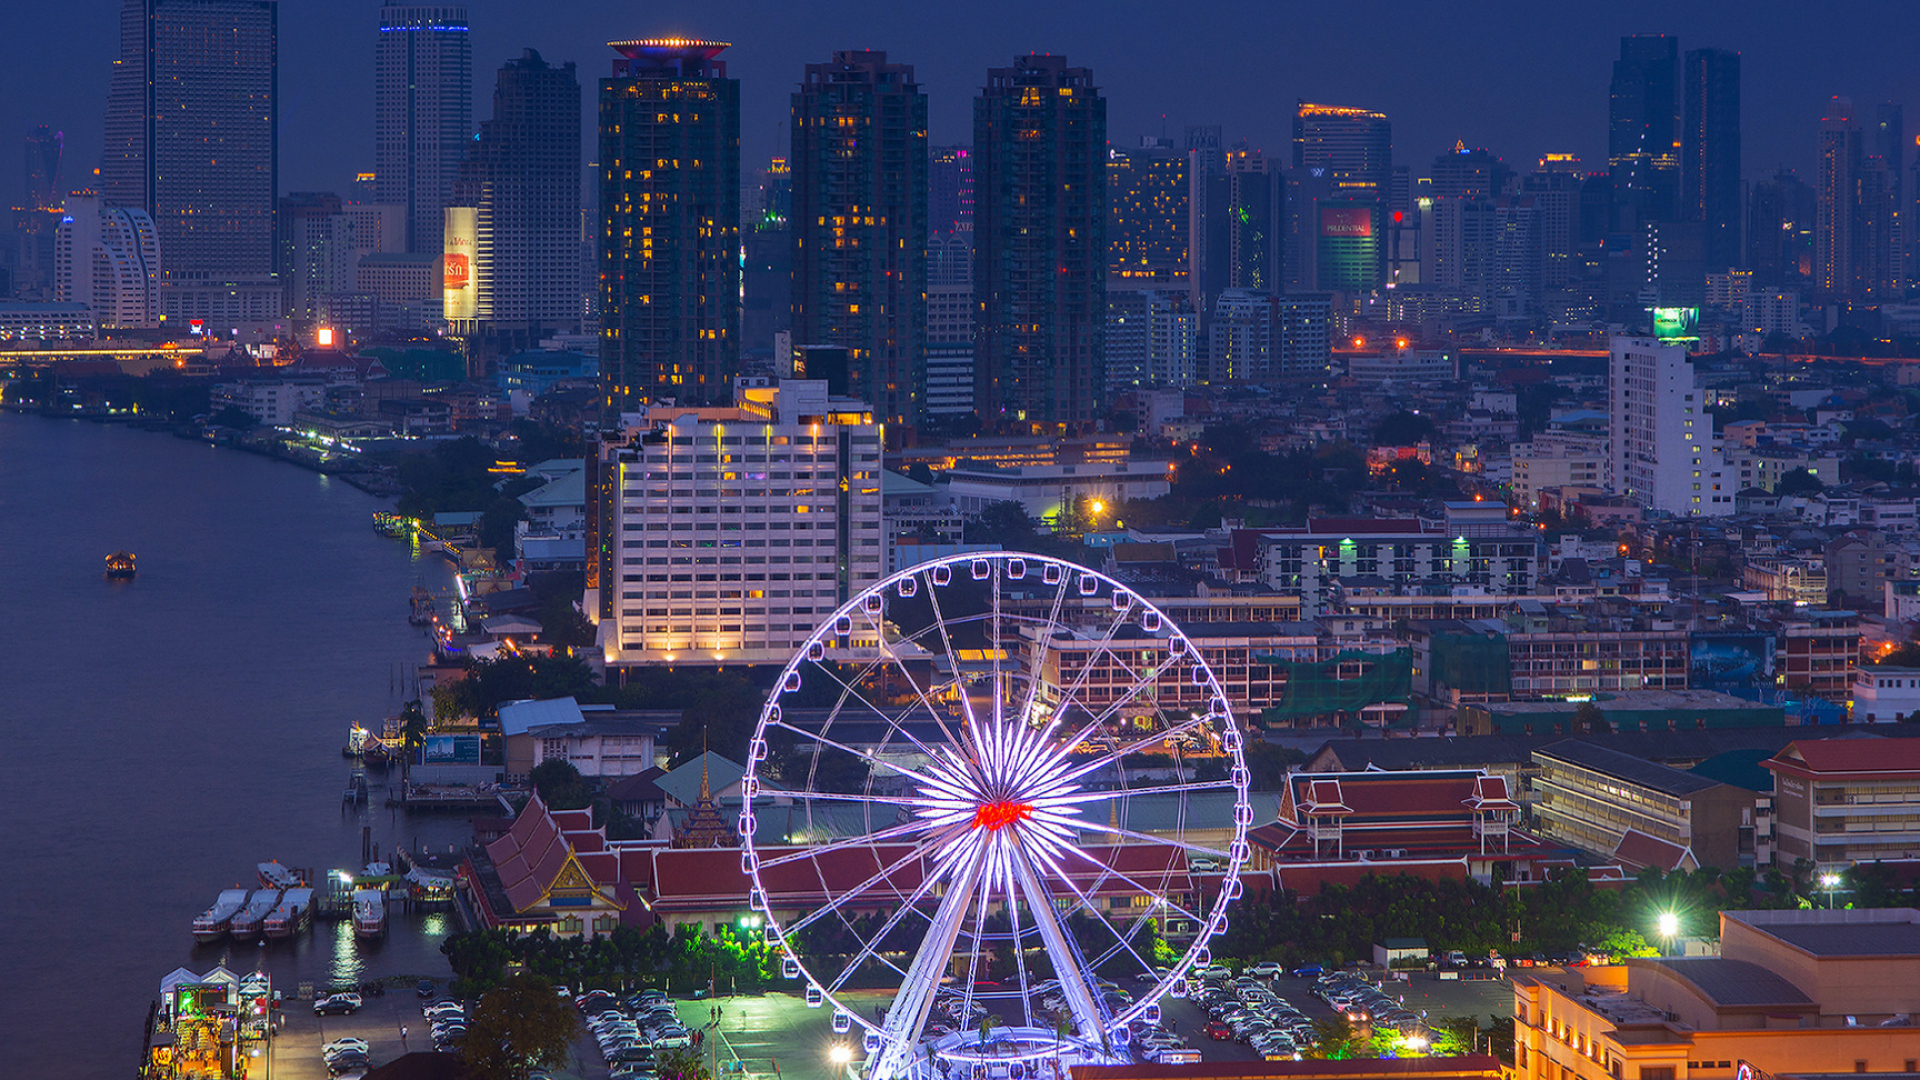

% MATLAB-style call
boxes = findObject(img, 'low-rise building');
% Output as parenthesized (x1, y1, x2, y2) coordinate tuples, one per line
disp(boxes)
(1532, 740, 1762, 870)
(1743, 558, 1829, 606)
(1512, 909, 1920, 1080)
(211, 375, 327, 426)
(1766, 737, 1920, 870)
(942, 460, 1174, 527)
(1852, 665, 1920, 723)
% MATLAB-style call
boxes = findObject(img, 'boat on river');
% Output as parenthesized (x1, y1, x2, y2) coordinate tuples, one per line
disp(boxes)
(263, 887, 314, 940)
(352, 888, 388, 939)
(229, 889, 281, 942)
(409, 585, 434, 625)
(191, 888, 251, 943)
(105, 550, 137, 579)
(257, 860, 302, 889)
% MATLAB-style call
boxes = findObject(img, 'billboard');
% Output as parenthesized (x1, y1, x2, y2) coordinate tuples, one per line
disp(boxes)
(1651, 306, 1700, 344)
(423, 734, 482, 765)
(1320, 204, 1374, 238)
(1689, 632, 1774, 696)
(443, 206, 477, 320)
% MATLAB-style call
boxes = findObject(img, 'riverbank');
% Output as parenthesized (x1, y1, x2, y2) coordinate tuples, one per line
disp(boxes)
(0, 415, 472, 1077)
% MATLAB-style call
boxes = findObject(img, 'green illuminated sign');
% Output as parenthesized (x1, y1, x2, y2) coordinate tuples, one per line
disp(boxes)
(1651, 307, 1700, 343)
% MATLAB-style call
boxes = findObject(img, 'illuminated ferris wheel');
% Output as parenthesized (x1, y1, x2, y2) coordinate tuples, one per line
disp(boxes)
(738, 552, 1252, 1080)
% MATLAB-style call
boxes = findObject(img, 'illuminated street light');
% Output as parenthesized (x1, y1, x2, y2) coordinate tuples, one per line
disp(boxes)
(829, 1045, 853, 1065)
(1820, 872, 1842, 909)
(1656, 911, 1679, 951)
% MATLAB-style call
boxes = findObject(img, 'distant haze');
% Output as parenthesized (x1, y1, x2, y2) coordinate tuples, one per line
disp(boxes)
(7, 0, 1918, 204)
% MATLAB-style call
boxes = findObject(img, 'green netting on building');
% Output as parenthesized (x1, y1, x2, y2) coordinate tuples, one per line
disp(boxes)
(1429, 631, 1512, 697)
(1254, 649, 1413, 727)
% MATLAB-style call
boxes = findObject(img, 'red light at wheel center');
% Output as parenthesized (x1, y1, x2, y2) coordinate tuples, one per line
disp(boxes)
(972, 801, 1033, 831)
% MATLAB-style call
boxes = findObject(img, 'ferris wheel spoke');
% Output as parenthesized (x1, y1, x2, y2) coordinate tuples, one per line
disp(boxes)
(780, 837, 945, 937)
(1001, 861, 1039, 1031)
(854, 604, 969, 751)
(1042, 650, 1193, 778)
(1053, 844, 1208, 924)
(873, 831, 991, 1079)
(1015, 559, 1074, 731)
(824, 845, 957, 994)
(1034, 845, 1164, 976)
(754, 815, 934, 871)
(1042, 599, 1143, 734)
(1062, 810, 1238, 861)
(806, 654, 949, 768)
(1054, 778, 1238, 804)
(958, 839, 999, 1035)
(1054, 714, 1218, 786)
(1007, 836, 1107, 1043)
(767, 718, 941, 791)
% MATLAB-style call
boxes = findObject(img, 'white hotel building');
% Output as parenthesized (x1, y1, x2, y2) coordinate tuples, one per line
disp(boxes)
(1609, 335, 1732, 517)
(595, 378, 885, 676)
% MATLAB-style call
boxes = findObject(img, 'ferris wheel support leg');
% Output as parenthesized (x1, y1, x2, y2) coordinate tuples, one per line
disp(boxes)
(871, 843, 986, 1080)
(1009, 840, 1107, 1048)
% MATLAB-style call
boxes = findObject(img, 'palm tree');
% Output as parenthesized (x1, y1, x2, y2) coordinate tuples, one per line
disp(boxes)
(978, 1011, 998, 1048)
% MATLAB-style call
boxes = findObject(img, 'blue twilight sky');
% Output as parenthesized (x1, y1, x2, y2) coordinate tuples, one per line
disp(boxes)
(7, 0, 1920, 206)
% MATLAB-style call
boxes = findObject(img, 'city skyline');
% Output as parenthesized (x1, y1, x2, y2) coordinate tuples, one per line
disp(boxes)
(9, 1, 1920, 209)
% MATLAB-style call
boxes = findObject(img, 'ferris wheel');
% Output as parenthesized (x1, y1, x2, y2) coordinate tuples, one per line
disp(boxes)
(738, 552, 1252, 1080)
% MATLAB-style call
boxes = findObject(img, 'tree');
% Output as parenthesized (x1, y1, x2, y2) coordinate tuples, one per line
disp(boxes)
(1775, 468, 1825, 497)
(210, 406, 257, 430)
(657, 1046, 712, 1080)
(968, 500, 1040, 547)
(457, 973, 581, 1080)
(1373, 410, 1435, 447)
(530, 759, 593, 810)
(1571, 701, 1609, 734)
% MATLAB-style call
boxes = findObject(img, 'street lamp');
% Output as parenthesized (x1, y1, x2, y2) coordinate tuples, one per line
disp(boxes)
(1820, 872, 1842, 909)
(1656, 912, 1679, 953)
(829, 1045, 852, 1066)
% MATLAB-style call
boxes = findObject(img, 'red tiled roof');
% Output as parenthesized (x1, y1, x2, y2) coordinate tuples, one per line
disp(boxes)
(1768, 738, 1920, 777)
(1612, 829, 1694, 872)
(1275, 859, 1469, 895)
(1285, 772, 1486, 823)
(1254, 823, 1553, 860)
(1467, 776, 1518, 810)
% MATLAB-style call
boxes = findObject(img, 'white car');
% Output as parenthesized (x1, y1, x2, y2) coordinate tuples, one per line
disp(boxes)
(1247, 962, 1285, 978)
(323, 1039, 370, 1058)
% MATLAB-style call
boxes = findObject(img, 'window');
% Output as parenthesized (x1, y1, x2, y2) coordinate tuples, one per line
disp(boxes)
(1642, 1070, 1675, 1080)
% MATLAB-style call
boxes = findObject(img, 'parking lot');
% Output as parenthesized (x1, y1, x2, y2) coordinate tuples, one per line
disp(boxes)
(267, 972, 1517, 1080)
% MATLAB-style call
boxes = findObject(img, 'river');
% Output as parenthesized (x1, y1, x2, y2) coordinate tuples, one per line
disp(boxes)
(0, 416, 475, 1077)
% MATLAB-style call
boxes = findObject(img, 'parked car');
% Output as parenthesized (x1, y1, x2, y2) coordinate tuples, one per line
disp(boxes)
(1204, 1020, 1234, 1040)
(314, 993, 362, 1016)
(1291, 964, 1324, 979)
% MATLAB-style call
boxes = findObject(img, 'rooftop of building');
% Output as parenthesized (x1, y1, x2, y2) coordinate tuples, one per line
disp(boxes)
(1479, 689, 1775, 715)
(1534, 740, 1724, 796)
(1309, 726, 1920, 774)
(1767, 737, 1920, 777)
(1070, 1056, 1503, 1080)
(1725, 908, 1920, 958)
(1640, 956, 1815, 1009)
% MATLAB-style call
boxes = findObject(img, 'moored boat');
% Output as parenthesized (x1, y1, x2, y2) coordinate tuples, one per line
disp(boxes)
(230, 889, 281, 942)
(352, 888, 388, 939)
(257, 860, 302, 890)
(105, 550, 137, 579)
(263, 887, 314, 940)
(191, 888, 251, 943)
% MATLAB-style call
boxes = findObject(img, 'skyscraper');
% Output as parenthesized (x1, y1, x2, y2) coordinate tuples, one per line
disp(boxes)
(1429, 143, 1511, 201)
(1682, 48, 1741, 273)
(973, 54, 1106, 431)
(1291, 102, 1391, 291)
(1609, 35, 1680, 230)
(1197, 144, 1275, 302)
(1747, 168, 1816, 287)
(928, 145, 973, 237)
(55, 194, 160, 327)
(597, 39, 741, 414)
(788, 50, 928, 431)
(103, 0, 278, 279)
(1107, 142, 1189, 287)
(277, 192, 355, 322)
(376, 1, 472, 256)
(1816, 97, 1862, 300)
(25, 126, 62, 212)
(447, 48, 582, 349)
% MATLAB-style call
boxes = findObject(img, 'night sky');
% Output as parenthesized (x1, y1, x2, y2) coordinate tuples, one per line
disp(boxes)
(8, 0, 1920, 207)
